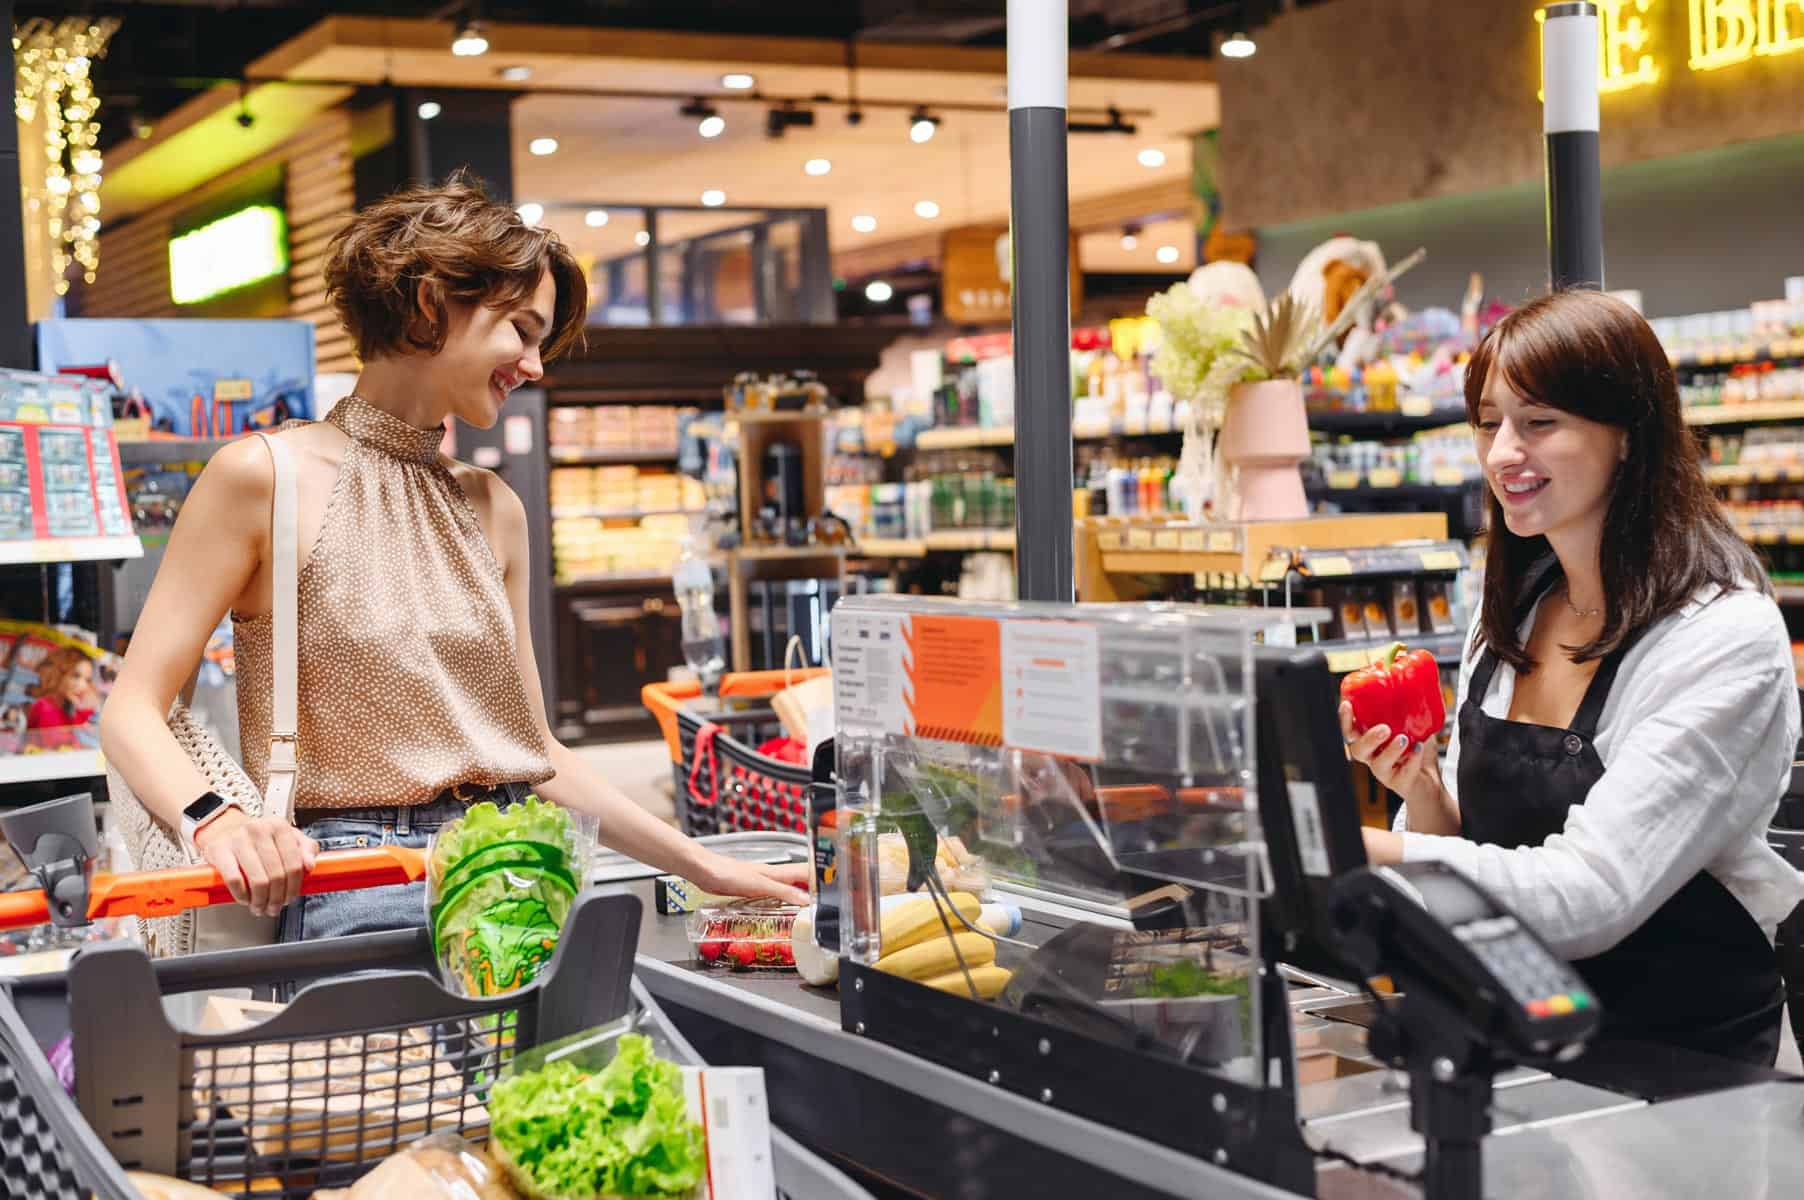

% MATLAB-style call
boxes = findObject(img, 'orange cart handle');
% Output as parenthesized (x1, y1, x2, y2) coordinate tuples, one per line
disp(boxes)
(643, 668, 830, 763)
(0, 846, 427, 933)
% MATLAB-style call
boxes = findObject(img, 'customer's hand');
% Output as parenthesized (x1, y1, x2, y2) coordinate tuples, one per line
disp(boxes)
(696, 853, 811, 906)
(193, 810, 319, 918)
(1340, 700, 1446, 816)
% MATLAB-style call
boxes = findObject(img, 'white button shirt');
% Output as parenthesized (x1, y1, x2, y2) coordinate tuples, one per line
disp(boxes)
(1395, 583, 1804, 960)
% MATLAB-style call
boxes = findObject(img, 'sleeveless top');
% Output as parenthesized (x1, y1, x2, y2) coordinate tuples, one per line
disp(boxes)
(233, 394, 554, 811)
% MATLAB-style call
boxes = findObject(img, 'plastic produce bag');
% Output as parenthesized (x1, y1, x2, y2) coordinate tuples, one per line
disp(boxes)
(426, 797, 596, 998)
(308, 1132, 520, 1199)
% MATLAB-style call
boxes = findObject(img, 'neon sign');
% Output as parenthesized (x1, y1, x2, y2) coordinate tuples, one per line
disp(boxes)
(168, 205, 289, 305)
(1535, 1, 1804, 96)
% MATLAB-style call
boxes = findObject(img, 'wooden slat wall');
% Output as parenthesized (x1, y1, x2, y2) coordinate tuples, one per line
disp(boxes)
(82, 109, 359, 374)
(284, 113, 357, 373)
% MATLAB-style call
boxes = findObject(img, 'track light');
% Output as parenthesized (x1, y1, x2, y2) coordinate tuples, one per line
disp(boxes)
(909, 108, 940, 143)
(451, 20, 489, 57)
(680, 98, 725, 139)
(1121, 225, 1141, 250)
(766, 102, 815, 139)
(1068, 106, 1137, 136)
(1221, 30, 1256, 58)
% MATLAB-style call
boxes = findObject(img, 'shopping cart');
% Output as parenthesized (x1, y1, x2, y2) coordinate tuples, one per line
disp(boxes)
(643, 671, 825, 838)
(0, 809, 871, 1199)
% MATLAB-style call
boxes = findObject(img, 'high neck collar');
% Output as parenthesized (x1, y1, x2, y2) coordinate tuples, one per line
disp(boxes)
(326, 394, 446, 464)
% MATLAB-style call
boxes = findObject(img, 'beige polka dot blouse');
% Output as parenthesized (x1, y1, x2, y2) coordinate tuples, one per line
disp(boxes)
(233, 394, 554, 811)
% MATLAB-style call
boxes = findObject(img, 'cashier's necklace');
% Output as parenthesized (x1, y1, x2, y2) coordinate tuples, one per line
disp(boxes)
(1562, 585, 1602, 619)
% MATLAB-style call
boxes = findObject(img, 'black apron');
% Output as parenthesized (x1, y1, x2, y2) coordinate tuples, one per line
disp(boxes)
(1456, 591, 1786, 1067)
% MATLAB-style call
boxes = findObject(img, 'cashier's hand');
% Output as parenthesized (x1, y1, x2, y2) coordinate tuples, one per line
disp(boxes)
(1340, 701, 1447, 818)
(193, 810, 319, 918)
(695, 853, 811, 906)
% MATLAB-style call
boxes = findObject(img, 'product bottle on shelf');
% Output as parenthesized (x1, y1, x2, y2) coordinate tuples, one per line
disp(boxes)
(673, 539, 726, 697)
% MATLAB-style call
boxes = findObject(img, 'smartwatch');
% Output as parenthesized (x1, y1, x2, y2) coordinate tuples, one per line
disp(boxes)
(180, 791, 241, 855)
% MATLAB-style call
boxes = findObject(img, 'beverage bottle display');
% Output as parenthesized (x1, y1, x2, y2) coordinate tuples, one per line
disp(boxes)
(673, 539, 726, 696)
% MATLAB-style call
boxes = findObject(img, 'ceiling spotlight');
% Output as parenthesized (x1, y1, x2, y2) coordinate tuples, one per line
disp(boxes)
(584, 209, 610, 227)
(417, 100, 442, 121)
(1138, 147, 1167, 168)
(698, 114, 726, 138)
(1121, 225, 1141, 250)
(681, 98, 725, 138)
(765, 102, 815, 139)
(516, 202, 544, 226)
(721, 72, 756, 90)
(701, 189, 727, 207)
(851, 214, 877, 234)
(451, 20, 489, 57)
(865, 280, 894, 303)
(1156, 245, 1181, 264)
(497, 64, 532, 82)
(528, 137, 559, 156)
(805, 158, 832, 176)
(1068, 105, 1137, 136)
(634, 230, 651, 246)
(132, 117, 153, 139)
(914, 200, 940, 220)
(1220, 31, 1257, 58)
(908, 108, 940, 143)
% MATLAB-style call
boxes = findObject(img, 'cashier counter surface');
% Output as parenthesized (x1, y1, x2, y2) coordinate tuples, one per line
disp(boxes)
(609, 866, 1804, 1200)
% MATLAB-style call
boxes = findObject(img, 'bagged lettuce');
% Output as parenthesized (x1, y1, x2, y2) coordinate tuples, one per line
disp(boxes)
(427, 797, 590, 998)
(489, 1033, 705, 1200)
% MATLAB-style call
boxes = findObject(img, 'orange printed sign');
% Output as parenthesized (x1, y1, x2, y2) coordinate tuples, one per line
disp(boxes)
(903, 615, 1003, 746)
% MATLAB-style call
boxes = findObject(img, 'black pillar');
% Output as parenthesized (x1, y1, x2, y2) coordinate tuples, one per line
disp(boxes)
(0, 1, 36, 368)
(1542, 3, 1604, 291)
(398, 87, 518, 202)
(1008, 0, 1074, 603)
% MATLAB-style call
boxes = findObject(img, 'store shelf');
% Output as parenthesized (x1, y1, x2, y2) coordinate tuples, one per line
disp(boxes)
(0, 534, 143, 565)
(1311, 631, 1467, 674)
(548, 447, 680, 465)
(116, 437, 236, 465)
(914, 418, 1181, 451)
(924, 529, 1016, 552)
(1682, 402, 1804, 427)
(555, 571, 678, 590)
(550, 506, 699, 520)
(1092, 513, 1448, 580)
(1736, 527, 1804, 545)
(1702, 463, 1804, 485)
(1304, 401, 1466, 435)
(1773, 583, 1804, 605)
(731, 408, 830, 426)
(1670, 338, 1804, 368)
(853, 537, 928, 558)
(1308, 469, 1479, 501)
(0, 749, 106, 786)
(731, 545, 850, 562)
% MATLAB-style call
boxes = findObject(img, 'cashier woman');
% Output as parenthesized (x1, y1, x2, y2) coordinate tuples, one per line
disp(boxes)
(1345, 290, 1804, 1066)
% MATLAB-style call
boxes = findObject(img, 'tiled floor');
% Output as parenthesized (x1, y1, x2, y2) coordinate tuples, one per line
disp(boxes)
(572, 738, 678, 825)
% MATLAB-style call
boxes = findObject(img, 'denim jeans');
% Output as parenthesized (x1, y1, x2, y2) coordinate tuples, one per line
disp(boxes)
(277, 794, 474, 944)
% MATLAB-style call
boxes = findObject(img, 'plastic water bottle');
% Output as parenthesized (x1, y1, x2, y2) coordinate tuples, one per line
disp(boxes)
(673, 540, 725, 697)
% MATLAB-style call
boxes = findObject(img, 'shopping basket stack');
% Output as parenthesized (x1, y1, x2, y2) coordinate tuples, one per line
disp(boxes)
(643, 670, 825, 838)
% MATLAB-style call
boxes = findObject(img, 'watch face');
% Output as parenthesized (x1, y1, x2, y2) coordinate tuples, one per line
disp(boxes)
(184, 792, 228, 823)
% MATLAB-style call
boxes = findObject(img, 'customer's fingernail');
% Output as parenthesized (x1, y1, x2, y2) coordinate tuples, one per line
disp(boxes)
(1393, 735, 1409, 749)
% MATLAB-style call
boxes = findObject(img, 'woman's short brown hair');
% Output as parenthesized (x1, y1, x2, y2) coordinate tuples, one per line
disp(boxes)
(324, 172, 587, 363)
(1466, 289, 1768, 674)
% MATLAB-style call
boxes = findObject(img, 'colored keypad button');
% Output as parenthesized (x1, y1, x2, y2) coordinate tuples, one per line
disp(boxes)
(1548, 995, 1576, 1015)
(1568, 991, 1591, 1010)
(1527, 1000, 1553, 1018)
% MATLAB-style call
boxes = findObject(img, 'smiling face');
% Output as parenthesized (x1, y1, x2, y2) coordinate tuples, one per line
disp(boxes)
(1474, 374, 1627, 547)
(425, 270, 557, 430)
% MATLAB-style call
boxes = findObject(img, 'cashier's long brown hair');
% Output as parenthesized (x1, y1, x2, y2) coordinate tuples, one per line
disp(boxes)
(1467, 290, 1768, 674)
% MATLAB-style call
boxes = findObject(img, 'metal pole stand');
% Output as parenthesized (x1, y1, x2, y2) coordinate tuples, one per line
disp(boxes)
(1368, 991, 1499, 1200)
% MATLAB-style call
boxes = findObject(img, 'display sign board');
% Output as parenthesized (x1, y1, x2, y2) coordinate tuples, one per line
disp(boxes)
(0, 369, 135, 553)
(168, 205, 290, 305)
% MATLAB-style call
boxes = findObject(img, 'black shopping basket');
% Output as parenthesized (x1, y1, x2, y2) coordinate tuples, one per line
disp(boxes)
(643, 672, 821, 838)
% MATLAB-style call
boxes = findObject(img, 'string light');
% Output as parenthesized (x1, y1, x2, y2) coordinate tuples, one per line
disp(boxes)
(15, 17, 120, 294)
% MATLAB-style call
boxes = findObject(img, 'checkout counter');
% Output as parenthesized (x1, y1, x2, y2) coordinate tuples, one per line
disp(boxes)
(618, 596, 1804, 1199)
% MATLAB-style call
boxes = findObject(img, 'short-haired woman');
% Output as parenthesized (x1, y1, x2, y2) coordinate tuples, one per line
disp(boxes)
(1346, 289, 1803, 1066)
(102, 176, 809, 941)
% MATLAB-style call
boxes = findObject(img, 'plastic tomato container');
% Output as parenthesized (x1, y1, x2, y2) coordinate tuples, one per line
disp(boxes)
(686, 899, 800, 972)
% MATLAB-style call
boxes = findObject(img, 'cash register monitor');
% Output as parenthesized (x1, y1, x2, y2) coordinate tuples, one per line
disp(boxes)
(1253, 646, 1372, 979)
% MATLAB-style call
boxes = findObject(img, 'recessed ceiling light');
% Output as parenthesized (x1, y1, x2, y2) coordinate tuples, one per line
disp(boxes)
(516, 202, 544, 226)
(1156, 245, 1180, 264)
(701, 189, 727, 207)
(851, 214, 877, 233)
(528, 137, 559, 156)
(584, 209, 610, 227)
(721, 72, 756, 90)
(417, 100, 442, 121)
(1121, 233, 1138, 250)
(451, 21, 488, 57)
(498, 64, 533, 82)
(914, 200, 940, 219)
(698, 114, 726, 138)
(805, 158, 832, 176)
(865, 280, 894, 303)
(1138, 147, 1167, 168)
(1220, 31, 1257, 58)
(634, 230, 651, 247)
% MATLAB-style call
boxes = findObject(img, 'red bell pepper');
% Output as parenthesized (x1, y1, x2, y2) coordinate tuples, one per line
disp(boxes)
(1338, 642, 1445, 745)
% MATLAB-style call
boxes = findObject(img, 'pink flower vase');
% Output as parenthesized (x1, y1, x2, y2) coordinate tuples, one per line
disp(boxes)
(1217, 379, 1310, 521)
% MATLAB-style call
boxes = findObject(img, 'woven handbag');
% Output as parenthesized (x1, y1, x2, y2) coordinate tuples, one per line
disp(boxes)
(107, 433, 300, 957)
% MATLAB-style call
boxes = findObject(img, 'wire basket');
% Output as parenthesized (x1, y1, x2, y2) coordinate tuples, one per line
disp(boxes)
(644, 672, 822, 838)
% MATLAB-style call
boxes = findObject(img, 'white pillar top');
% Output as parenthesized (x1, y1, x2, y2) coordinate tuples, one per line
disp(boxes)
(1008, 0, 1068, 111)
(1543, 3, 1600, 134)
